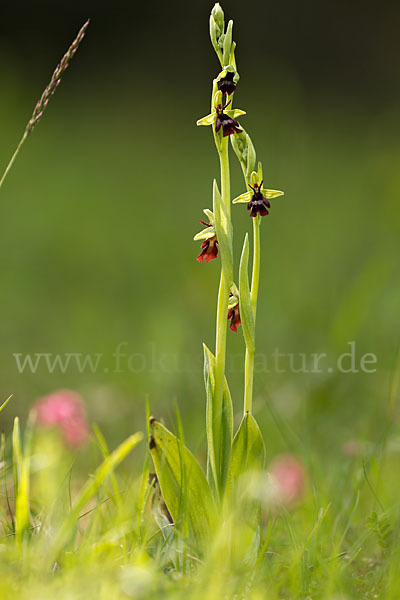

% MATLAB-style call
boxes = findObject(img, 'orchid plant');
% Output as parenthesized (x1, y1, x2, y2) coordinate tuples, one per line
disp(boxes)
(149, 3, 284, 557)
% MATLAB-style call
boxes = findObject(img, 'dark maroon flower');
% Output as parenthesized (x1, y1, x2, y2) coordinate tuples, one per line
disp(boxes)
(194, 212, 219, 263)
(215, 101, 242, 137)
(227, 294, 241, 332)
(247, 181, 271, 217)
(197, 233, 219, 263)
(217, 71, 236, 96)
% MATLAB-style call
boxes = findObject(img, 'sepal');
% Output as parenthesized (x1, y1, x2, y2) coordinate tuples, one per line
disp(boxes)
(232, 191, 252, 204)
(196, 113, 215, 127)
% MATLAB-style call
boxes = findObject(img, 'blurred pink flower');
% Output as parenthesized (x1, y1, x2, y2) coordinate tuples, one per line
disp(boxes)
(33, 389, 89, 447)
(269, 454, 305, 506)
(343, 440, 362, 457)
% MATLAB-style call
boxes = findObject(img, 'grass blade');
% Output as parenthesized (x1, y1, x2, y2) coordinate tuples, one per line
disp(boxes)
(0, 395, 13, 413)
(47, 432, 143, 564)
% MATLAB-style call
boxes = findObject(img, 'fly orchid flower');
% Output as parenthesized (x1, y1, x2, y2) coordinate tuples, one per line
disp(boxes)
(197, 90, 245, 138)
(233, 164, 284, 217)
(227, 284, 241, 332)
(194, 209, 219, 263)
(217, 67, 238, 96)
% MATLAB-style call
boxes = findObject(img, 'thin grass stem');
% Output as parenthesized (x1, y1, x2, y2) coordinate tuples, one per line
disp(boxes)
(0, 19, 89, 190)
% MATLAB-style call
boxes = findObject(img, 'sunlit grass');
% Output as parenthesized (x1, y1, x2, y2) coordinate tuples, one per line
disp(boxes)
(0, 403, 399, 599)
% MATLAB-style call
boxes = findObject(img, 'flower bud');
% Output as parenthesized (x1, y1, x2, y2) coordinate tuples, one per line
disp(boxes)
(213, 90, 223, 107)
(211, 3, 224, 33)
(210, 4, 225, 63)
(231, 130, 255, 177)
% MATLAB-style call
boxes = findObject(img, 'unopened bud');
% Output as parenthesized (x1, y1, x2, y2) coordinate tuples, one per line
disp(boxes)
(211, 3, 224, 33)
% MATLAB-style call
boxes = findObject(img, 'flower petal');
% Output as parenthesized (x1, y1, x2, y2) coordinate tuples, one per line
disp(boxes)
(228, 295, 239, 310)
(261, 188, 284, 198)
(225, 109, 246, 118)
(196, 113, 215, 126)
(203, 209, 215, 225)
(193, 227, 216, 241)
(232, 191, 252, 204)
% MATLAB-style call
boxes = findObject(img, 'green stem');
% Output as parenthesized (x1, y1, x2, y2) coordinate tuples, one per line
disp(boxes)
(212, 136, 230, 493)
(244, 216, 260, 414)
(244, 348, 254, 414)
(0, 130, 29, 190)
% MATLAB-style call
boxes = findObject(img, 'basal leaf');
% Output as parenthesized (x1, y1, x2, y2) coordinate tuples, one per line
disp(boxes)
(149, 419, 216, 553)
(229, 413, 266, 559)
(203, 343, 233, 497)
(230, 412, 266, 480)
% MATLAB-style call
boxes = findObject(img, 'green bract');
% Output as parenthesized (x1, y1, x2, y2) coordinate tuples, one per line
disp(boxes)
(213, 180, 233, 284)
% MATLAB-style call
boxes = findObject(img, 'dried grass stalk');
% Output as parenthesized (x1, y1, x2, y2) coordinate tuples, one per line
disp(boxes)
(0, 19, 90, 189)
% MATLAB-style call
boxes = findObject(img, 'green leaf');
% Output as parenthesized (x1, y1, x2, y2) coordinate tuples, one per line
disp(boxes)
(149, 419, 216, 553)
(228, 413, 266, 563)
(230, 413, 265, 530)
(213, 179, 233, 285)
(203, 343, 233, 497)
(239, 234, 255, 352)
(230, 413, 266, 480)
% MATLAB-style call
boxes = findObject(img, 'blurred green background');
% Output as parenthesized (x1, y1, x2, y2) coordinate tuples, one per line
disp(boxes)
(0, 0, 399, 467)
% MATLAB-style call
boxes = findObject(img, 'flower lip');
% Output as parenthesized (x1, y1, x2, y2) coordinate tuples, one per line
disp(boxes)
(227, 290, 241, 332)
(217, 71, 236, 96)
(247, 180, 272, 217)
(197, 236, 219, 263)
(215, 100, 242, 137)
